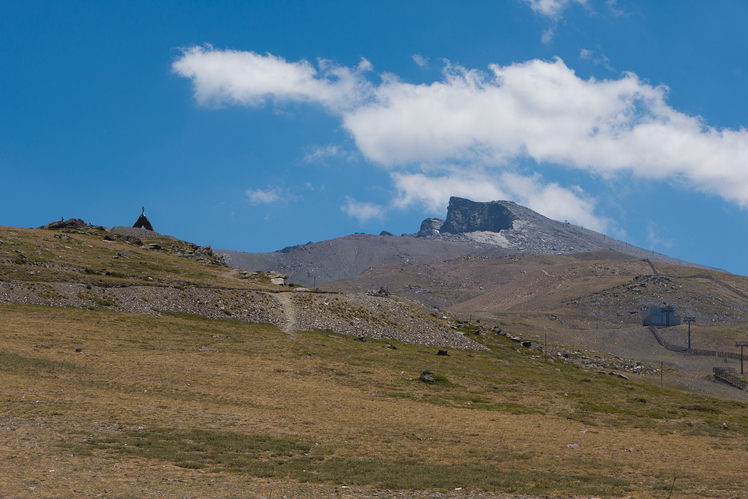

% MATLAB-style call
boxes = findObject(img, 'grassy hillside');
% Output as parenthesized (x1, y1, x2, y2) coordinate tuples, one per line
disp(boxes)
(2, 226, 748, 497)
(4, 304, 748, 498)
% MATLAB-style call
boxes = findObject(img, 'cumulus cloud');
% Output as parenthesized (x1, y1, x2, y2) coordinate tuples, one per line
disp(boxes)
(175, 47, 748, 231)
(341, 196, 385, 223)
(247, 187, 283, 204)
(523, 0, 587, 19)
(172, 45, 373, 112)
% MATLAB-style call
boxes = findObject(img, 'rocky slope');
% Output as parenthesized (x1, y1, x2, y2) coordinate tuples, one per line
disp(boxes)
(414, 198, 710, 267)
(0, 224, 483, 351)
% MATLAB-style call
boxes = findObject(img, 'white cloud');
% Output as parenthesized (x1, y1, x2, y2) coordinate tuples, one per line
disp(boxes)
(579, 48, 614, 71)
(172, 45, 373, 112)
(607, 0, 624, 16)
(341, 196, 385, 223)
(541, 27, 555, 44)
(340, 58, 748, 207)
(646, 220, 674, 250)
(247, 187, 283, 204)
(523, 0, 587, 19)
(302, 145, 352, 163)
(176, 48, 748, 229)
(412, 54, 429, 69)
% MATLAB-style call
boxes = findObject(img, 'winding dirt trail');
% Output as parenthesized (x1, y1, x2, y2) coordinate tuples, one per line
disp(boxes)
(274, 292, 298, 338)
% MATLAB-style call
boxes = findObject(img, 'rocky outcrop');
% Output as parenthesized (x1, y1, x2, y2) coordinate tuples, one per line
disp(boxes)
(39, 218, 88, 230)
(440, 197, 516, 234)
(417, 217, 444, 237)
(164, 242, 227, 266)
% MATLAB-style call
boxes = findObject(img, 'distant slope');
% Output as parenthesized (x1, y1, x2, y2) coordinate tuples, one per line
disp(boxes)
(216, 234, 500, 287)
(321, 250, 636, 309)
(449, 257, 748, 329)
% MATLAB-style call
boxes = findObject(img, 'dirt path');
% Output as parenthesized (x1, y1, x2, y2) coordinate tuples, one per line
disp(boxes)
(273, 292, 297, 338)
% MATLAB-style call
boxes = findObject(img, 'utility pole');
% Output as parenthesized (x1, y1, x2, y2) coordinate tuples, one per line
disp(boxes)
(683, 317, 696, 351)
(737, 342, 748, 375)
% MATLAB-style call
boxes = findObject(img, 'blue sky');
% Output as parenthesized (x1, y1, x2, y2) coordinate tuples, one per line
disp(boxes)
(3, 1, 748, 274)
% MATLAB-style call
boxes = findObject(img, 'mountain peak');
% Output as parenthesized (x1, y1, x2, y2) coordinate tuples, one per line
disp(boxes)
(441, 197, 519, 234)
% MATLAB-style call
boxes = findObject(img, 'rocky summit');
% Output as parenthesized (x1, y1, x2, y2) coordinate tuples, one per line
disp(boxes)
(413, 196, 608, 253)
(440, 197, 517, 234)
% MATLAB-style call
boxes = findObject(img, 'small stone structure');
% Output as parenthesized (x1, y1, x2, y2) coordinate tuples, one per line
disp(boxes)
(132, 207, 154, 232)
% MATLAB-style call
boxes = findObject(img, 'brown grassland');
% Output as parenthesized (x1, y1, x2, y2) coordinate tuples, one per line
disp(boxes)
(2, 226, 748, 498)
(3, 304, 748, 498)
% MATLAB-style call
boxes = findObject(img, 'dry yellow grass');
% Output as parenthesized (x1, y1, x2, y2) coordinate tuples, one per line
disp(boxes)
(2, 303, 748, 498)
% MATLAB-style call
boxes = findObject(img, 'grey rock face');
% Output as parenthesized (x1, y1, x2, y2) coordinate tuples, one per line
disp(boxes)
(440, 197, 516, 234)
(417, 217, 445, 237)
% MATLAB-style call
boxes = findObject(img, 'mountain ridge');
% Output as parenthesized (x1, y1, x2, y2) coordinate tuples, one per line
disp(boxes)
(217, 197, 715, 287)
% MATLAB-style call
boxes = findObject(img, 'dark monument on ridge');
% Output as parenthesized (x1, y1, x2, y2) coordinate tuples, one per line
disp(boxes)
(132, 207, 154, 232)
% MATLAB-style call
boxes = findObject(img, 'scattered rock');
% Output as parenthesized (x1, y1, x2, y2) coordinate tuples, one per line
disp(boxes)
(122, 235, 142, 245)
(264, 271, 288, 285)
(437, 349, 449, 356)
(420, 371, 436, 383)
